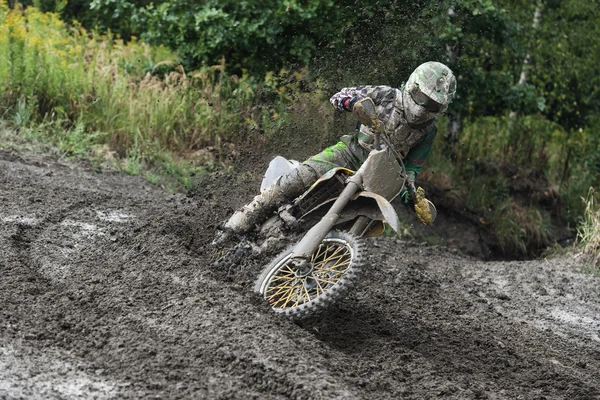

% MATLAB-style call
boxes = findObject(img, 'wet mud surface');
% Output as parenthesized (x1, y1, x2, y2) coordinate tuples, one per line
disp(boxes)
(1, 149, 600, 399)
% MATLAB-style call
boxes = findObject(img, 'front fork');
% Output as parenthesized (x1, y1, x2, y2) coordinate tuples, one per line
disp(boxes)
(289, 173, 363, 273)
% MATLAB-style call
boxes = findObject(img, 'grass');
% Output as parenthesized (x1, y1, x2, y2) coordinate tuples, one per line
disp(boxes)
(580, 264, 600, 277)
(0, 4, 294, 164)
(423, 124, 557, 258)
(0, 4, 300, 191)
(576, 187, 600, 268)
(0, 120, 211, 192)
(0, 119, 55, 155)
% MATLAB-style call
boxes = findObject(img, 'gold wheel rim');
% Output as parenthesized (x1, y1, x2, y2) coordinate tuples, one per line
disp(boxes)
(265, 239, 353, 310)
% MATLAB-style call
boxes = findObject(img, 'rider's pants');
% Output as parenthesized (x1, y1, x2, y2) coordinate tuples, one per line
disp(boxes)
(224, 134, 368, 234)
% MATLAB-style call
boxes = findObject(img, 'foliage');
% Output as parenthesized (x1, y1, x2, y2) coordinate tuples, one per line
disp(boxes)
(0, 3, 293, 154)
(577, 188, 600, 267)
(10, 0, 600, 139)
(532, 0, 600, 132)
(491, 201, 553, 256)
(0, 2, 301, 190)
(459, 115, 565, 176)
(85, 0, 350, 74)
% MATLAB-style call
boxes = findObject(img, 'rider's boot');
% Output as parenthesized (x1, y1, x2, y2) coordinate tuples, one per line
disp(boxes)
(218, 164, 320, 239)
(224, 186, 287, 234)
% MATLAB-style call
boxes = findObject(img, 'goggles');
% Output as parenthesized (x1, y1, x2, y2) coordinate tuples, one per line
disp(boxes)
(409, 85, 445, 113)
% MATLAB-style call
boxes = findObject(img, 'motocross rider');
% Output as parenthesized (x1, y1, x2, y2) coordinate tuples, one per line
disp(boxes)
(218, 61, 456, 239)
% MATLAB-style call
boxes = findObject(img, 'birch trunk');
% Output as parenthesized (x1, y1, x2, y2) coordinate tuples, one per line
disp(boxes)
(509, 3, 543, 119)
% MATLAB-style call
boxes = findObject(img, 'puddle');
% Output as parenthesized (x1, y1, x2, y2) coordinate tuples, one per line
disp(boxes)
(1, 214, 39, 225)
(96, 210, 133, 223)
(0, 342, 119, 399)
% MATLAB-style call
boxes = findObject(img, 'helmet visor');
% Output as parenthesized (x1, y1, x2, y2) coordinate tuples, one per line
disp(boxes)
(409, 86, 445, 113)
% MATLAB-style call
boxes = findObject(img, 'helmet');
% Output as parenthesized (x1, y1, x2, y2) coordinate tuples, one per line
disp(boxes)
(403, 61, 457, 125)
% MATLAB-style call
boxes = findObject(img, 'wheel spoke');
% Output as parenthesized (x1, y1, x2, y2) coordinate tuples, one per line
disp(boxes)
(285, 279, 303, 306)
(318, 255, 349, 272)
(320, 245, 345, 264)
(315, 256, 350, 276)
(324, 266, 351, 279)
(314, 278, 324, 296)
(292, 280, 308, 307)
(303, 280, 313, 303)
(266, 284, 294, 298)
(310, 243, 325, 263)
(268, 285, 293, 301)
(314, 276, 340, 286)
(273, 285, 297, 308)
(270, 274, 295, 283)
(284, 265, 296, 275)
(321, 258, 351, 274)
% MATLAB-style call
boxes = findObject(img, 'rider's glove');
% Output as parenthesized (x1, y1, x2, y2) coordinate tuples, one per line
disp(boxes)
(399, 170, 437, 224)
(414, 186, 437, 225)
(342, 96, 359, 111)
(352, 97, 383, 132)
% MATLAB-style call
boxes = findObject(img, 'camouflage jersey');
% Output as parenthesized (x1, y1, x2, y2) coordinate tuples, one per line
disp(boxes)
(330, 85, 437, 177)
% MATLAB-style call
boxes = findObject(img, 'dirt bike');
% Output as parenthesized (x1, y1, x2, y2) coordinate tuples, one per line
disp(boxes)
(252, 98, 436, 319)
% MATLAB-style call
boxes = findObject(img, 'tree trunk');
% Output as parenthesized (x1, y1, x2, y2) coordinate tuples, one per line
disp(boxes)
(444, 6, 462, 159)
(509, 3, 543, 119)
(561, 145, 572, 185)
(445, 111, 461, 160)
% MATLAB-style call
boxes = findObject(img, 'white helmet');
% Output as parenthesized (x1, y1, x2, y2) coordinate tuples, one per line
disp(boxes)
(403, 61, 457, 125)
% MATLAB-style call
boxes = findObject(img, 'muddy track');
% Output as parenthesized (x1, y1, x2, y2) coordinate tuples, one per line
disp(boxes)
(1, 149, 600, 400)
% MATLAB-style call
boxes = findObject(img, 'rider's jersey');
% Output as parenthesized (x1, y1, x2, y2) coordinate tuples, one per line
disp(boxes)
(330, 85, 437, 177)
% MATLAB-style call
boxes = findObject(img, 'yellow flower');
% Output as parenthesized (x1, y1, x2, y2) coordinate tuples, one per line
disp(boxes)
(50, 14, 63, 29)
(6, 11, 22, 29)
(28, 36, 42, 47)
(10, 26, 26, 41)
(68, 44, 82, 55)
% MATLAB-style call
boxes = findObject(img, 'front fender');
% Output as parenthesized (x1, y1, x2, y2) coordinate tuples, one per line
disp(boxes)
(337, 192, 401, 235)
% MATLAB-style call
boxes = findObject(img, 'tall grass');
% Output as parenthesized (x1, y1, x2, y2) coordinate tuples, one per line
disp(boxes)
(459, 114, 566, 179)
(0, 3, 278, 158)
(459, 113, 600, 219)
(577, 188, 600, 267)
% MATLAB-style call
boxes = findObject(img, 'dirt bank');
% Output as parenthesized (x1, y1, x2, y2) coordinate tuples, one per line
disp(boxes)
(1, 149, 600, 399)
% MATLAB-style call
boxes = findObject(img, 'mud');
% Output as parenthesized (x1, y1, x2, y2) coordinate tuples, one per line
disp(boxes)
(1, 148, 600, 399)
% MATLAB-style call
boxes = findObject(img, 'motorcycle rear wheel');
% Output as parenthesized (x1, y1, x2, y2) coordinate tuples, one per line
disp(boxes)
(254, 230, 364, 319)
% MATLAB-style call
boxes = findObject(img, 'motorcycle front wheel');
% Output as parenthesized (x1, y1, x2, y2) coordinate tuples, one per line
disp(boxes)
(254, 230, 364, 319)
